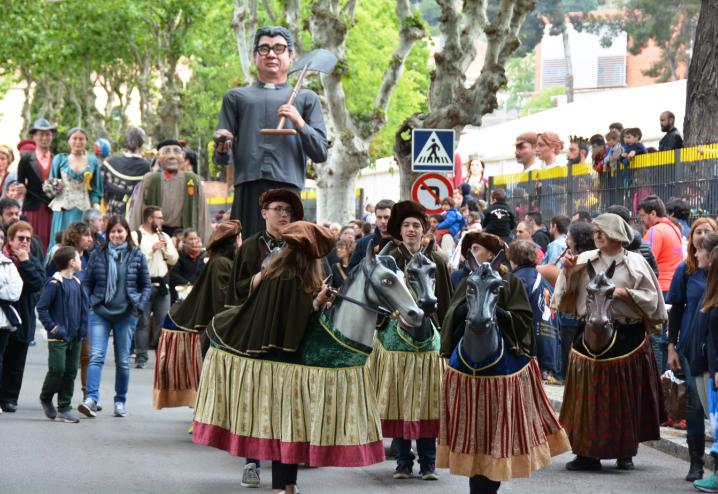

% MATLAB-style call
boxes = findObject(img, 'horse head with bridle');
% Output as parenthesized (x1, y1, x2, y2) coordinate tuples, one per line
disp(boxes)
(401, 240, 438, 343)
(461, 254, 507, 365)
(583, 261, 617, 356)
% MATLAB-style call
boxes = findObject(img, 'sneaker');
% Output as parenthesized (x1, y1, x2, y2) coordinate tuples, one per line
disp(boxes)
(78, 398, 97, 418)
(114, 402, 127, 417)
(419, 464, 439, 480)
(40, 399, 57, 420)
(616, 457, 635, 470)
(566, 456, 602, 471)
(135, 360, 146, 369)
(1, 401, 17, 413)
(58, 410, 80, 423)
(695, 473, 718, 493)
(393, 464, 412, 479)
(241, 462, 260, 487)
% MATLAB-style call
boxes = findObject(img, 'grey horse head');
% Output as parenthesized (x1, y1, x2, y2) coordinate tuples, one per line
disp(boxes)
(364, 241, 424, 329)
(584, 261, 616, 354)
(463, 258, 505, 364)
(403, 240, 438, 341)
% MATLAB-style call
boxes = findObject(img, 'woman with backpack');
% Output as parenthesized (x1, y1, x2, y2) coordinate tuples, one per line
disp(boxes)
(79, 216, 151, 418)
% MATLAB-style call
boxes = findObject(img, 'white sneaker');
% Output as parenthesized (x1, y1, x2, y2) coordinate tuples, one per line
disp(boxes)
(241, 462, 260, 487)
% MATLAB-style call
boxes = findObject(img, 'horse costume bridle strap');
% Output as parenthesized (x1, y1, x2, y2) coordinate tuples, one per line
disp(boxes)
(327, 258, 399, 318)
(581, 329, 618, 359)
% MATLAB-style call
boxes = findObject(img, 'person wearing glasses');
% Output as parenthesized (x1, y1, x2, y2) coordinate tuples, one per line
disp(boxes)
(128, 139, 211, 243)
(0, 221, 46, 413)
(212, 26, 327, 238)
(224, 188, 303, 488)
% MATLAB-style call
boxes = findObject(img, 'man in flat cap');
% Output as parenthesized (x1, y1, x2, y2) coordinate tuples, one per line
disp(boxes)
(16, 118, 57, 249)
(213, 26, 328, 239)
(128, 139, 211, 243)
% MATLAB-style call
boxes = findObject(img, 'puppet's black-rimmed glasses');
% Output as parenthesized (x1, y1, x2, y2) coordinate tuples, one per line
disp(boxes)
(257, 44, 288, 56)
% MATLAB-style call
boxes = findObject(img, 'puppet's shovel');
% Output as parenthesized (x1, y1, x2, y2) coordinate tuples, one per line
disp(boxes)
(260, 49, 338, 136)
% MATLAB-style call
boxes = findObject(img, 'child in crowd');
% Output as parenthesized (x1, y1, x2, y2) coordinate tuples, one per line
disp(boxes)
(37, 246, 88, 423)
(435, 197, 465, 241)
(590, 134, 606, 173)
(603, 130, 623, 170)
(481, 188, 516, 244)
(621, 127, 647, 165)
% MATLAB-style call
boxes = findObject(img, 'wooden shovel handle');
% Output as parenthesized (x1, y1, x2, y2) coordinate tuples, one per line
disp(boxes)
(260, 128, 297, 136)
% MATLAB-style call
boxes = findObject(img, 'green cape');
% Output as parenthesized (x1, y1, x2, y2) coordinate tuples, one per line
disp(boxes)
(169, 254, 233, 331)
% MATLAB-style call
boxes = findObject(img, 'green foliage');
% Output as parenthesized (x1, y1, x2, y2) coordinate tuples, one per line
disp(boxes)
(344, 0, 430, 158)
(503, 53, 536, 112)
(519, 85, 564, 116)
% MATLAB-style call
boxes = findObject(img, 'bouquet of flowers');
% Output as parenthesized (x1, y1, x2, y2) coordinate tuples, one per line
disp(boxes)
(42, 178, 64, 198)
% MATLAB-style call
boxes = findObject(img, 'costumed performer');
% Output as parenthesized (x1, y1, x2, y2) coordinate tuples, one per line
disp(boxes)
(102, 127, 151, 216)
(371, 200, 451, 481)
(439, 231, 570, 494)
(154, 220, 242, 410)
(193, 221, 336, 494)
(552, 213, 667, 471)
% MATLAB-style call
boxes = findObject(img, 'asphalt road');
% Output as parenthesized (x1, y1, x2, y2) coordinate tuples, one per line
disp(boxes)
(0, 332, 694, 494)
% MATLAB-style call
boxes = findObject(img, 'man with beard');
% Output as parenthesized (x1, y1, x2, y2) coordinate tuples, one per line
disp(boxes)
(129, 140, 211, 243)
(567, 136, 589, 165)
(213, 26, 328, 238)
(659, 111, 683, 151)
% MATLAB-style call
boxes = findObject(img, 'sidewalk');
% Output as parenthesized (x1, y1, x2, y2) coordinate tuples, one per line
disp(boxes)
(543, 382, 713, 463)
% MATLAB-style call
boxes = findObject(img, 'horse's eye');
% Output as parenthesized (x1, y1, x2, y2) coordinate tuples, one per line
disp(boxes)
(491, 286, 500, 294)
(381, 278, 393, 286)
(467, 286, 476, 295)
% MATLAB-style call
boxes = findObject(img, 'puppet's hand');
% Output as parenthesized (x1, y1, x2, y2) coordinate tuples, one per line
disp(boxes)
(213, 129, 234, 154)
(278, 105, 305, 130)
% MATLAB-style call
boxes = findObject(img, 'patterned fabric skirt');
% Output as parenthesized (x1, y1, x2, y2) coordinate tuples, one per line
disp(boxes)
(437, 359, 570, 481)
(370, 341, 445, 439)
(153, 327, 204, 409)
(559, 337, 665, 459)
(192, 345, 385, 467)
(24, 204, 52, 251)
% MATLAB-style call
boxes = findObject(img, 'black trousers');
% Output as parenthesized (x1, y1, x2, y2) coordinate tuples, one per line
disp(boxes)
(232, 180, 301, 239)
(469, 475, 501, 494)
(271, 461, 298, 490)
(0, 337, 30, 405)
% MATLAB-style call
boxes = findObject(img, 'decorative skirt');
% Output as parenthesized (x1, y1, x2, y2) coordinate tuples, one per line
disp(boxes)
(49, 208, 84, 250)
(370, 341, 445, 439)
(437, 359, 570, 481)
(192, 345, 385, 467)
(153, 328, 204, 409)
(559, 337, 665, 459)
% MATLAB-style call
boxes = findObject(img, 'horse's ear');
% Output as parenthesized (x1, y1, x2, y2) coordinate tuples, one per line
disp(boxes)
(466, 253, 480, 272)
(366, 240, 376, 263)
(490, 249, 505, 272)
(378, 240, 393, 257)
(586, 261, 596, 280)
(606, 260, 617, 279)
(423, 238, 435, 257)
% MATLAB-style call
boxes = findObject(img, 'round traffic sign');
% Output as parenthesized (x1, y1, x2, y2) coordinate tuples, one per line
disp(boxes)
(411, 173, 454, 214)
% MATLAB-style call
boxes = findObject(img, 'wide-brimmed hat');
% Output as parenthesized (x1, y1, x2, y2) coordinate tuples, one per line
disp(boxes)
(461, 231, 505, 260)
(258, 188, 304, 221)
(387, 200, 428, 240)
(206, 220, 242, 251)
(592, 213, 633, 246)
(279, 221, 335, 258)
(29, 118, 56, 135)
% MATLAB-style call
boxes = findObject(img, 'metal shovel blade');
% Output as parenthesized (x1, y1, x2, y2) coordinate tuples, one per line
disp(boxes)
(289, 48, 338, 75)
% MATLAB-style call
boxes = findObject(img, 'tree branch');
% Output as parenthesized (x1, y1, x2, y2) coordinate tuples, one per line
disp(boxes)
(231, 0, 257, 83)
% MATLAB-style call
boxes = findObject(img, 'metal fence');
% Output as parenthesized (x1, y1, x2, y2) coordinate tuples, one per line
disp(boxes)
(489, 143, 718, 220)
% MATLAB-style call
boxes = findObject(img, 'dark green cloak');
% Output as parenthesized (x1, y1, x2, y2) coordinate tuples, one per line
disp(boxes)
(226, 231, 275, 307)
(168, 254, 233, 331)
(389, 244, 453, 327)
(207, 275, 316, 356)
(440, 270, 534, 358)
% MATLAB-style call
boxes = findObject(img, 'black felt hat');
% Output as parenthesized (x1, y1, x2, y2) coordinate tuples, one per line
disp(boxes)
(387, 200, 428, 240)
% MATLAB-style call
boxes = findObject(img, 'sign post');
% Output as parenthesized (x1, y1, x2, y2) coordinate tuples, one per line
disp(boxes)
(411, 173, 455, 214)
(412, 129, 455, 172)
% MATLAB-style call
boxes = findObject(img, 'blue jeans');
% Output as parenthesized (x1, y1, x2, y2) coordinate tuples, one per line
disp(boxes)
(395, 437, 436, 468)
(85, 311, 139, 404)
(679, 352, 706, 437)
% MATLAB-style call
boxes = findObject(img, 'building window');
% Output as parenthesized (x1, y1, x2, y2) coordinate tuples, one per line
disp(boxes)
(597, 56, 626, 87)
(542, 58, 566, 88)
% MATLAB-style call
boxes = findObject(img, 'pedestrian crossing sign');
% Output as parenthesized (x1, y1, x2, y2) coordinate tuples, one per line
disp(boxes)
(412, 129, 454, 172)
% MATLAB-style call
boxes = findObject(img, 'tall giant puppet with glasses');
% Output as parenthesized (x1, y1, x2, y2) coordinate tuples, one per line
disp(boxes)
(213, 26, 328, 238)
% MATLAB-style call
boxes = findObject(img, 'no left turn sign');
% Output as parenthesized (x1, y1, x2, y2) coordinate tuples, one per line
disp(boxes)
(411, 173, 454, 214)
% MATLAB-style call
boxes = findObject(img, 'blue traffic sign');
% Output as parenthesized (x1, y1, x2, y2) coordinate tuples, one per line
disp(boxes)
(412, 129, 455, 172)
